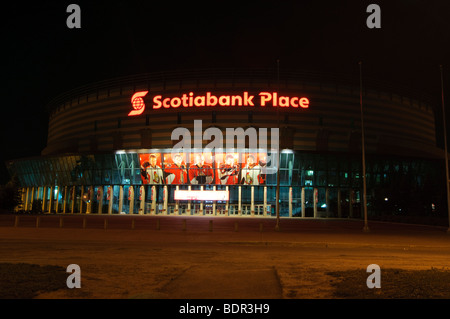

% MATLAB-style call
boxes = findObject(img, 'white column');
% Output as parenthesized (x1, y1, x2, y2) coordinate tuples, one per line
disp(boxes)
(226, 186, 229, 216)
(251, 186, 255, 216)
(163, 185, 168, 215)
(238, 186, 242, 216)
(151, 186, 156, 215)
(263, 186, 267, 216)
(289, 187, 293, 218)
(128, 186, 134, 215)
(213, 186, 216, 216)
(175, 185, 179, 215)
(118, 186, 123, 214)
(139, 186, 145, 215)
(301, 187, 305, 218)
(199, 186, 204, 215)
(187, 185, 191, 215)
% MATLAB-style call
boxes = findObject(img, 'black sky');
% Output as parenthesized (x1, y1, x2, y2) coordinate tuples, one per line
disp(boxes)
(2, 0, 450, 183)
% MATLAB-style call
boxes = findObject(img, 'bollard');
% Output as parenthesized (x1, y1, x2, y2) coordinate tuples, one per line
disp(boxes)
(104, 218, 108, 230)
(83, 217, 87, 229)
(59, 216, 64, 228)
(209, 220, 213, 232)
(156, 219, 160, 230)
(36, 216, 40, 228)
(234, 221, 238, 232)
(14, 215, 19, 227)
(182, 219, 186, 231)
(131, 218, 135, 230)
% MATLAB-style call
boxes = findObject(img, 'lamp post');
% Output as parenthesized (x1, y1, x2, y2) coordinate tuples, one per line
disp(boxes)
(440, 65, 450, 234)
(359, 62, 370, 233)
(275, 59, 281, 231)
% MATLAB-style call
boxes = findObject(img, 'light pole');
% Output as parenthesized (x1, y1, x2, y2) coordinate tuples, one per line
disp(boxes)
(439, 65, 450, 234)
(359, 62, 370, 232)
(275, 59, 280, 231)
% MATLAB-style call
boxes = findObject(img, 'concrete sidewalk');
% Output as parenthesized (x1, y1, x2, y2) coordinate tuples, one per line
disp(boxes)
(2, 217, 450, 299)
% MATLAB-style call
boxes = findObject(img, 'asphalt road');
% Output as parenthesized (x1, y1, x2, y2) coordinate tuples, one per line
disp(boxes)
(1, 215, 450, 300)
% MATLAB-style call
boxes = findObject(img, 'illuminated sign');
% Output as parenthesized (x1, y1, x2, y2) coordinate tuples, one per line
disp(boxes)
(174, 190, 229, 201)
(128, 91, 309, 116)
(128, 91, 148, 116)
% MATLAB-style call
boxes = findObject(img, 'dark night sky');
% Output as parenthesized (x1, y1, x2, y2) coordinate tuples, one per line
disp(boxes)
(1, 0, 450, 183)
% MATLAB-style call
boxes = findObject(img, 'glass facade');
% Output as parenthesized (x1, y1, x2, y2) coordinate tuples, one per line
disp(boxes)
(8, 149, 443, 218)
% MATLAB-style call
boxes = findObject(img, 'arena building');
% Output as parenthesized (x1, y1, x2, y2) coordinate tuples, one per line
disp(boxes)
(6, 69, 445, 218)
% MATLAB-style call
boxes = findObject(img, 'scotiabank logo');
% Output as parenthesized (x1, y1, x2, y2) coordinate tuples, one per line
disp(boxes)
(128, 91, 309, 116)
(128, 91, 148, 116)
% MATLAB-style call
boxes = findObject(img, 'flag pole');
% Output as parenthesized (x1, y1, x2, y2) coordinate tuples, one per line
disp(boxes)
(359, 61, 370, 232)
(439, 65, 450, 233)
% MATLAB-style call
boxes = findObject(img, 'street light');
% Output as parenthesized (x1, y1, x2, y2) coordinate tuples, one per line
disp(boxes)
(275, 59, 281, 231)
(439, 65, 450, 234)
(359, 62, 370, 233)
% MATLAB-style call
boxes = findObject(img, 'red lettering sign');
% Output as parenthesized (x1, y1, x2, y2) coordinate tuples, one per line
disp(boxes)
(129, 91, 309, 116)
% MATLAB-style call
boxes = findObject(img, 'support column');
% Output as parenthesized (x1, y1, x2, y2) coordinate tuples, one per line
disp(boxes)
(225, 186, 229, 216)
(63, 186, 68, 214)
(98, 186, 104, 214)
(22, 188, 27, 211)
(301, 187, 305, 218)
(128, 186, 134, 215)
(337, 187, 342, 218)
(108, 186, 113, 215)
(313, 187, 318, 218)
(213, 186, 216, 216)
(42, 186, 47, 213)
(86, 186, 93, 214)
(80, 186, 84, 214)
(289, 187, 293, 218)
(238, 186, 242, 216)
(71, 186, 75, 214)
(349, 189, 354, 218)
(151, 185, 156, 215)
(251, 186, 255, 216)
(118, 186, 123, 214)
(139, 186, 145, 215)
(55, 186, 60, 214)
(175, 185, 179, 215)
(325, 187, 330, 218)
(199, 186, 204, 215)
(24, 187, 30, 211)
(30, 187, 35, 212)
(163, 185, 168, 215)
(187, 185, 191, 215)
(48, 186, 54, 213)
(263, 186, 267, 216)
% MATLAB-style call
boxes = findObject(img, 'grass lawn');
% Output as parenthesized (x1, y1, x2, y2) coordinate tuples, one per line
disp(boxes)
(327, 267, 450, 299)
(0, 263, 67, 299)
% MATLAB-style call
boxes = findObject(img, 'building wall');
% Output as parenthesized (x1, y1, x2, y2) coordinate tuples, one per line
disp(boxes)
(42, 72, 439, 158)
